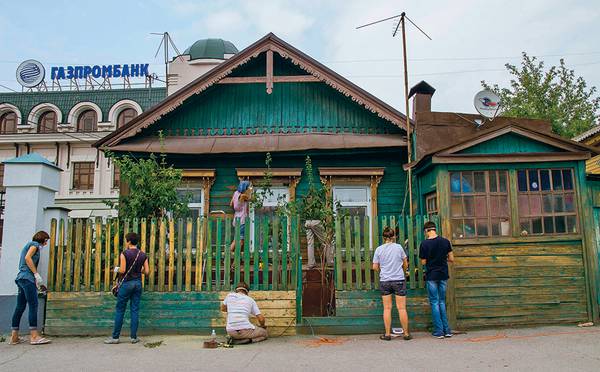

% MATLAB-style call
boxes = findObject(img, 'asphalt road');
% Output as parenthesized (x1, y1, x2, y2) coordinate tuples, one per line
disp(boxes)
(2, 326, 600, 371)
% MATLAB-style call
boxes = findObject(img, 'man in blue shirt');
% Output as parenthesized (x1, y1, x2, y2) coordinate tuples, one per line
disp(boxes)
(419, 221, 454, 339)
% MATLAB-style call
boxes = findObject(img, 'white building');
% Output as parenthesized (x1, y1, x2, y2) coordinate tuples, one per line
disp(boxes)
(0, 38, 238, 243)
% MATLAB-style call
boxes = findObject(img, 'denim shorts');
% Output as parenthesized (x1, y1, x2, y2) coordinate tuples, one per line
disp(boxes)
(379, 280, 407, 296)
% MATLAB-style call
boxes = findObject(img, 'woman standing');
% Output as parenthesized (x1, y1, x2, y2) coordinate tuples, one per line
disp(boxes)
(372, 227, 412, 341)
(10, 231, 51, 345)
(105, 232, 149, 344)
(229, 180, 251, 252)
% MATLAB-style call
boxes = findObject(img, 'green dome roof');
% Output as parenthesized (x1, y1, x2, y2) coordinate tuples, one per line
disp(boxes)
(183, 38, 238, 60)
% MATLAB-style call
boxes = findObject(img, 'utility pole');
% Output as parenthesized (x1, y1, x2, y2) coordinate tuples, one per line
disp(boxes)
(357, 12, 431, 216)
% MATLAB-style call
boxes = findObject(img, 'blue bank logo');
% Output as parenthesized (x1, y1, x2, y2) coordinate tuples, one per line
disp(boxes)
(16, 59, 45, 88)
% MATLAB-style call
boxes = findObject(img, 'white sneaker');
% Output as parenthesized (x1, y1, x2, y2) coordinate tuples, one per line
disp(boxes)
(131, 338, 140, 344)
(104, 338, 119, 344)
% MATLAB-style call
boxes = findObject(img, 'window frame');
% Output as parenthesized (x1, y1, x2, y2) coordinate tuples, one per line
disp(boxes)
(449, 170, 511, 239)
(0, 112, 18, 134)
(332, 185, 373, 248)
(38, 110, 57, 133)
(516, 167, 578, 236)
(116, 108, 138, 128)
(425, 192, 438, 220)
(71, 161, 95, 191)
(77, 110, 97, 132)
(112, 165, 120, 190)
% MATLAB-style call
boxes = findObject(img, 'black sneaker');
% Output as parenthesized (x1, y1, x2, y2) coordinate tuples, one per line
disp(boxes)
(444, 333, 453, 338)
(433, 334, 444, 339)
(403, 334, 413, 341)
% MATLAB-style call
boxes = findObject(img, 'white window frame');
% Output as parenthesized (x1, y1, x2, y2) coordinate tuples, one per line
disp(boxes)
(177, 183, 205, 218)
(249, 186, 290, 251)
(333, 185, 373, 248)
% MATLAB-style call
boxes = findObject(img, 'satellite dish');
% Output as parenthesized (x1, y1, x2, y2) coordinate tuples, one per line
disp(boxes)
(474, 90, 502, 119)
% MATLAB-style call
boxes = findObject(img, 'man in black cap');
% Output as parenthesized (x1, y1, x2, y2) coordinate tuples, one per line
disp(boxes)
(221, 282, 267, 344)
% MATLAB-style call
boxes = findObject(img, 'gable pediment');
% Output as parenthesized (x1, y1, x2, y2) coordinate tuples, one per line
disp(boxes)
(95, 33, 408, 150)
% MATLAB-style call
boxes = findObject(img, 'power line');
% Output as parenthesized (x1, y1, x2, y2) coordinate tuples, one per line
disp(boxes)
(324, 51, 600, 64)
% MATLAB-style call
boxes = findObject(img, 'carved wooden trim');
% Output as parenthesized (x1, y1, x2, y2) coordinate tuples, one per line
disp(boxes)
(236, 168, 302, 177)
(182, 169, 216, 216)
(182, 169, 216, 178)
(266, 49, 273, 94)
(218, 75, 320, 84)
(319, 167, 385, 177)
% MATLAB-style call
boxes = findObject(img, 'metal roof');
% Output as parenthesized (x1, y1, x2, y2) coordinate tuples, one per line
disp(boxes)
(183, 38, 238, 60)
(2, 153, 61, 169)
(0, 87, 166, 123)
(572, 124, 600, 142)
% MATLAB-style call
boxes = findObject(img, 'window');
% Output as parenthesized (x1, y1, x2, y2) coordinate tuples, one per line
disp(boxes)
(0, 164, 4, 192)
(0, 112, 17, 134)
(425, 192, 438, 220)
(113, 165, 120, 189)
(72, 162, 95, 190)
(176, 178, 205, 220)
(117, 108, 137, 128)
(38, 111, 57, 133)
(333, 186, 371, 218)
(450, 170, 510, 239)
(250, 187, 289, 250)
(77, 110, 97, 132)
(333, 186, 373, 248)
(517, 168, 577, 235)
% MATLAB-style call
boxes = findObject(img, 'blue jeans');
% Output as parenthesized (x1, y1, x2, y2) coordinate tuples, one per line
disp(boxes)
(426, 280, 451, 336)
(112, 279, 142, 339)
(12, 279, 39, 330)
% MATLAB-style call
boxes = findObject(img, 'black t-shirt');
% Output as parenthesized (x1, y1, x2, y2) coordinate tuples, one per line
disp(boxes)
(419, 236, 452, 281)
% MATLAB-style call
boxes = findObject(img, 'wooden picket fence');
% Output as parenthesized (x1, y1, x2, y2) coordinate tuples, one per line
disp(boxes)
(47, 216, 302, 293)
(334, 214, 439, 290)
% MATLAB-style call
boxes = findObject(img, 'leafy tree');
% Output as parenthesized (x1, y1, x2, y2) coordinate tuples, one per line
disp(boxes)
(105, 132, 188, 219)
(482, 52, 599, 138)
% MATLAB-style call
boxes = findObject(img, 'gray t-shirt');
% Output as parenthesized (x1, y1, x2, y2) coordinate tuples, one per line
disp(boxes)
(373, 242, 407, 282)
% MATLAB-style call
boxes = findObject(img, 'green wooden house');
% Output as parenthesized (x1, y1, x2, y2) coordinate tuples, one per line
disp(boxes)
(49, 33, 599, 335)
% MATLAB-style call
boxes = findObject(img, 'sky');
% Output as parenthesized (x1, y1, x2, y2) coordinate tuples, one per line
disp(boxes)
(1, 0, 599, 115)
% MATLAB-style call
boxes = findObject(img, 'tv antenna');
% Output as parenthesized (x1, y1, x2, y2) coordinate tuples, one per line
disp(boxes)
(151, 32, 184, 91)
(357, 12, 431, 216)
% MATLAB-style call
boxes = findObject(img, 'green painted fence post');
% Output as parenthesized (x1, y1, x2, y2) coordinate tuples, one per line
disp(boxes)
(344, 216, 353, 291)
(234, 217, 242, 286)
(335, 218, 343, 290)
(177, 218, 184, 292)
(272, 217, 280, 291)
(363, 216, 372, 290)
(244, 217, 251, 285)
(296, 255, 303, 325)
(407, 215, 416, 290)
(353, 216, 362, 290)
(281, 216, 288, 290)
(215, 218, 222, 291)
(262, 216, 269, 290)
(416, 215, 424, 289)
(206, 218, 213, 291)
(224, 218, 231, 290)
(253, 218, 260, 290)
(372, 216, 380, 288)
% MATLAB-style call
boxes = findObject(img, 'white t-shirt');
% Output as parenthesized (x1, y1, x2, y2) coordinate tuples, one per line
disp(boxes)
(223, 292, 261, 331)
(373, 242, 407, 282)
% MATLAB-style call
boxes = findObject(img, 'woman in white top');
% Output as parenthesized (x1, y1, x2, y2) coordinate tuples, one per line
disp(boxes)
(372, 227, 412, 341)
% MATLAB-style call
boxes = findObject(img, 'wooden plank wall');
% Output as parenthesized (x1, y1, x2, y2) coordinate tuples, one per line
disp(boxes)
(45, 291, 296, 337)
(453, 240, 589, 329)
(301, 289, 431, 334)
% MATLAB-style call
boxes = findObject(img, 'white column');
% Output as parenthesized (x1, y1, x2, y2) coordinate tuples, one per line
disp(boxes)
(0, 153, 61, 295)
